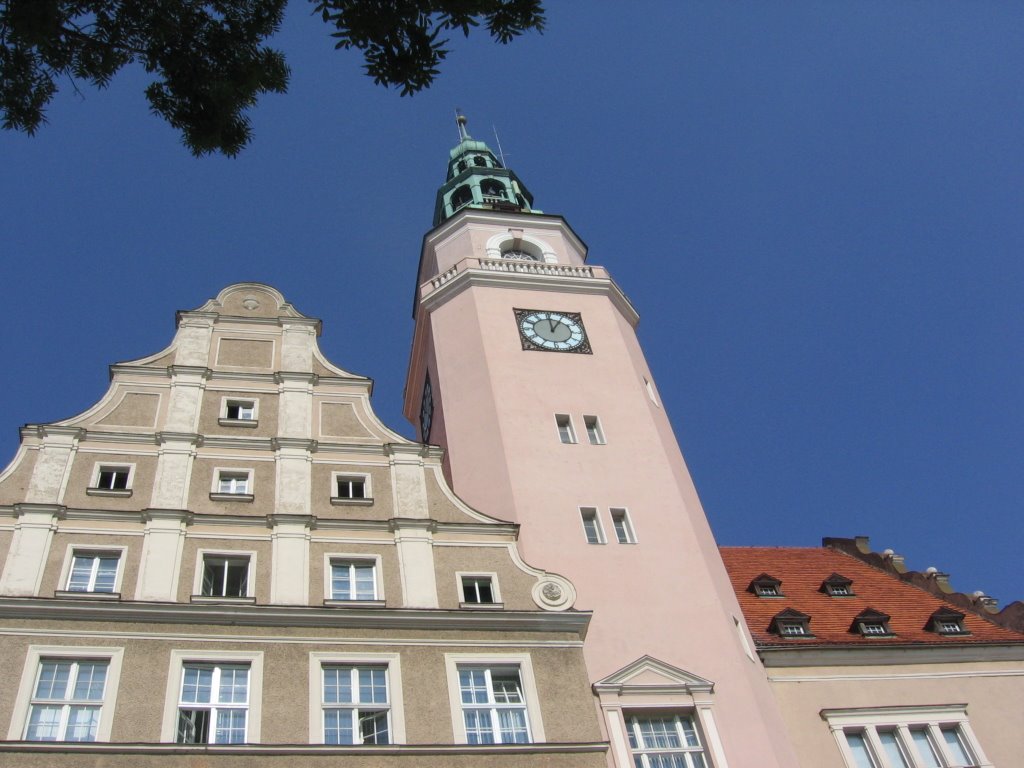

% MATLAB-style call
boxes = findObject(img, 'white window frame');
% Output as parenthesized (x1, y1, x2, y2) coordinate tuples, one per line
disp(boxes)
(307, 652, 406, 744)
(610, 508, 637, 544)
(443, 653, 545, 744)
(456, 571, 501, 606)
(193, 549, 256, 600)
(210, 468, 254, 498)
(219, 396, 259, 426)
(824, 704, 992, 768)
(323, 553, 383, 604)
(555, 414, 577, 444)
(57, 545, 127, 596)
(87, 462, 135, 495)
(580, 507, 606, 544)
(583, 415, 606, 445)
(330, 472, 373, 504)
(161, 650, 263, 744)
(625, 711, 710, 768)
(8, 645, 125, 742)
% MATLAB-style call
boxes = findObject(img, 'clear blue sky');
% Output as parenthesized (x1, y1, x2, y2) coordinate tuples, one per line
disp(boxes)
(1, 3, 1020, 602)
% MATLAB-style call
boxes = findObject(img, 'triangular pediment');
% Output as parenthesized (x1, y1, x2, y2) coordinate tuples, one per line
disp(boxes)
(593, 655, 714, 695)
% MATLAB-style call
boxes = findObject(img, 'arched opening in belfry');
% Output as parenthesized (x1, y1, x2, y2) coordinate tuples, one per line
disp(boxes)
(450, 185, 473, 211)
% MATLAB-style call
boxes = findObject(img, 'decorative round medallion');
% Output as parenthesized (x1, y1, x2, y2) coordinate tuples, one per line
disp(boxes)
(542, 583, 563, 601)
(532, 577, 575, 611)
(241, 296, 260, 310)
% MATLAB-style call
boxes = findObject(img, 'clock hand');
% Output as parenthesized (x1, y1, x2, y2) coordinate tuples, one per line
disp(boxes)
(549, 319, 557, 333)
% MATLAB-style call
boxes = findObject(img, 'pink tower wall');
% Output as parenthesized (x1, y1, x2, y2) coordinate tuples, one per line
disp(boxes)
(406, 212, 799, 767)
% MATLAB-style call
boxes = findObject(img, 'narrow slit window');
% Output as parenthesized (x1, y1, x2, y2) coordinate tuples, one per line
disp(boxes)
(580, 508, 605, 544)
(584, 415, 605, 445)
(610, 508, 636, 543)
(555, 414, 576, 444)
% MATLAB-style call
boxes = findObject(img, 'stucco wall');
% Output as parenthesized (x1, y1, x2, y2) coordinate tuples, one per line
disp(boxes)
(767, 657, 1024, 767)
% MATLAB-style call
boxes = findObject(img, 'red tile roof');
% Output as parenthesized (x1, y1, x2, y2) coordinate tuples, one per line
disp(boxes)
(720, 546, 1024, 648)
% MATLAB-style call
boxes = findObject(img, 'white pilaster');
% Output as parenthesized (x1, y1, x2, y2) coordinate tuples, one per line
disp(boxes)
(149, 434, 199, 509)
(269, 514, 313, 605)
(386, 444, 430, 519)
(276, 372, 314, 439)
(135, 509, 189, 601)
(164, 366, 209, 433)
(273, 438, 314, 516)
(280, 319, 318, 372)
(25, 426, 82, 504)
(174, 314, 215, 368)
(0, 505, 61, 596)
(390, 518, 438, 608)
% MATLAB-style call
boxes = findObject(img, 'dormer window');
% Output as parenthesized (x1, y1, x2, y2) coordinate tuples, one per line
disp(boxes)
(769, 609, 813, 638)
(852, 609, 894, 637)
(926, 607, 969, 636)
(748, 574, 783, 597)
(820, 573, 854, 597)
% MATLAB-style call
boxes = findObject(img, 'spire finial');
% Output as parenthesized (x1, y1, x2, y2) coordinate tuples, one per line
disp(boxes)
(455, 108, 470, 141)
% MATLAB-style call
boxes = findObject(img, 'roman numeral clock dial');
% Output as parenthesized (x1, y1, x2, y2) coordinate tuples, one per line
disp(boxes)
(514, 309, 592, 354)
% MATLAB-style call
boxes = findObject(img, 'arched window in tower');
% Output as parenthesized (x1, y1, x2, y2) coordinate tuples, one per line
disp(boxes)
(474, 156, 487, 167)
(450, 185, 473, 212)
(480, 180, 507, 203)
(500, 241, 541, 261)
(457, 160, 467, 173)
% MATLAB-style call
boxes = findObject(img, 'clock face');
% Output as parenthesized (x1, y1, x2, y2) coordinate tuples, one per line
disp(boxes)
(514, 309, 591, 353)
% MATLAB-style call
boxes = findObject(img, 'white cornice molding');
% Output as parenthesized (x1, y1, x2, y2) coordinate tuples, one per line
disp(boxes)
(420, 268, 640, 327)
(759, 643, 1024, 667)
(0, 598, 593, 634)
(0, 741, 607, 756)
(107, 364, 173, 379)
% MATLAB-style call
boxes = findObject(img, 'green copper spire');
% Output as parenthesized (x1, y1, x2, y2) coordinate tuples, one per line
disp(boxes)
(432, 111, 538, 226)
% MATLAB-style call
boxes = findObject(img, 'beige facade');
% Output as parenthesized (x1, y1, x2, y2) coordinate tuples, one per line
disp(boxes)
(0, 284, 602, 765)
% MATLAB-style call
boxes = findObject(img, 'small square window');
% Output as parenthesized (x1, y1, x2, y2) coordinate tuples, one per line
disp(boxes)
(225, 400, 256, 420)
(331, 473, 372, 505)
(201, 556, 250, 599)
(337, 477, 365, 500)
(555, 414, 576, 444)
(87, 464, 133, 496)
(580, 508, 605, 544)
(67, 552, 120, 594)
(211, 470, 254, 501)
(610, 508, 636, 544)
(330, 560, 377, 601)
(583, 415, 605, 445)
(97, 467, 129, 490)
(461, 576, 497, 605)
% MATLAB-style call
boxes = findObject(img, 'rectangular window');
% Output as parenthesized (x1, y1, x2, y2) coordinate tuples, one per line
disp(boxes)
(580, 508, 605, 544)
(95, 466, 130, 490)
(824, 706, 989, 768)
(225, 400, 256, 420)
(176, 663, 249, 744)
(67, 552, 120, 593)
(25, 659, 109, 742)
(462, 576, 495, 604)
(584, 415, 605, 445)
(321, 665, 390, 745)
(458, 666, 530, 744)
(336, 477, 366, 500)
(331, 560, 377, 601)
(610, 508, 636, 543)
(217, 471, 250, 495)
(201, 556, 249, 598)
(626, 713, 708, 768)
(555, 414, 576, 444)
(780, 622, 808, 636)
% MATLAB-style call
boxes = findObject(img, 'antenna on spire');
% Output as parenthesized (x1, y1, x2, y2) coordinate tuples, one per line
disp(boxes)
(455, 108, 470, 141)
(492, 125, 508, 168)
